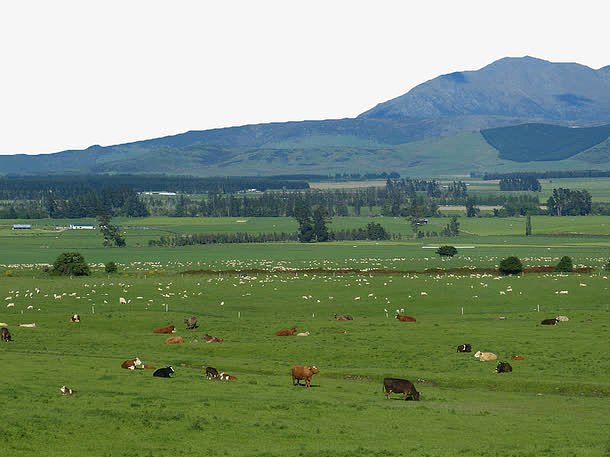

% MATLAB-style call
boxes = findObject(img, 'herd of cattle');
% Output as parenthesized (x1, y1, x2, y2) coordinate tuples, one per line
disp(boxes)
(0, 309, 569, 400)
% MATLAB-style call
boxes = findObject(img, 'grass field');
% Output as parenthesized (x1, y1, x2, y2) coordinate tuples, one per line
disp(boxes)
(1, 216, 610, 456)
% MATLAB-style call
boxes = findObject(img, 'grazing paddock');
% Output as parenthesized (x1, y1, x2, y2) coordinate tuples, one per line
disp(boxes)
(0, 267, 609, 457)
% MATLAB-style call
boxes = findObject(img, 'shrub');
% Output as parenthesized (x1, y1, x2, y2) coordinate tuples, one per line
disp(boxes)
(104, 261, 118, 274)
(555, 256, 573, 272)
(51, 252, 90, 276)
(604, 260, 610, 271)
(436, 245, 458, 257)
(499, 256, 523, 275)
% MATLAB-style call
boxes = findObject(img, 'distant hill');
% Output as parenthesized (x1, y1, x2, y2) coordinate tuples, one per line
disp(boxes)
(2, 56, 610, 177)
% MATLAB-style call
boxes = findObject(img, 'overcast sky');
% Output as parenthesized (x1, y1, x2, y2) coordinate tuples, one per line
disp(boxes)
(0, 0, 607, 155)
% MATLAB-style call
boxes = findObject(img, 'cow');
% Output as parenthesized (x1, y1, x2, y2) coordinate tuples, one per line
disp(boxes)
(541, 318, 559, 325)
(456, 343, 472, 353)
(511, 355, 525, 361)
(395, 314, 417, 322)
(60, 386, 76, 395)
(1, 327, 12, 342)
(153, 366, 174, 378)
(121, 357, 144, 370)
(70, 314, 80, 323)
(556, 315, 569, 322)
(205, 366, 219, 379)
(202, 334, 224, 343)
(184, 316, 198, 330)
(334, 314, 353, 321)
(496, 362, 513, 373)
(474, 351, 497, 362)
(18, 323, 36, 328)
(297, 331, 310, 337)
(291, 365, 319, 388)
(275, 327, 297, 336)
(164, 336, 184, 344)
(383, 378, 420, 401)
(218, 372, 237, 381)
(153, 325, 176, 334)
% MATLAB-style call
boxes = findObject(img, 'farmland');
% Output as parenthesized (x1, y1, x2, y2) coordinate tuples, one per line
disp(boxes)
(1, 216, 610, 457)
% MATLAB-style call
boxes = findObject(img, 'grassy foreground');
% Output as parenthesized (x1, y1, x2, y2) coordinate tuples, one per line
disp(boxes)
(1, 267, 609, 457)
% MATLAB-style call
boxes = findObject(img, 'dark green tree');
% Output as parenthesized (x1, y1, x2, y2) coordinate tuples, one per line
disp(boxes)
(97, 214, 126, 247)
(436, 245, 458, 257)
(294, 200, 314, 242)
(51, 252, 90, 276)
(104, 261, 118, 274)
(442, 216, 460, 237)
(499, 256, 523, 275)
(312, 205, 331, 242)
(555, 256, 573, 272)
(465, 198, 480, 218)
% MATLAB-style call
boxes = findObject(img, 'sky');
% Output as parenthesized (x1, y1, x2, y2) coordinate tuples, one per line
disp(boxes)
(1, 0, 608, 155)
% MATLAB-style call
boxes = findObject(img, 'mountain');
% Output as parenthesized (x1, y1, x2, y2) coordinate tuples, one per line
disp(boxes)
(360, 56, 610, 122)
(2, 56, 610, 177)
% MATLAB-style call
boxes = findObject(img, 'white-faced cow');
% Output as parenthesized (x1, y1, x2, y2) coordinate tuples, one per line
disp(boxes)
(383, 378, 420, 401)
(70, 314, 80, 323)
(153, 366, 175, 378)
(205, 366, 219, 379)
(60, 386, 76, 395)
(541, 318, 559, 325)
(456, 343, 472, 352)
(121, 357, 144, 370)
(291, 365, 319, 388)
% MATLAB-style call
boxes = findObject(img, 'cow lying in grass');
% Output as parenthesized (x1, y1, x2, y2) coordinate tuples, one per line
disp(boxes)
(474, 351, 497, 362)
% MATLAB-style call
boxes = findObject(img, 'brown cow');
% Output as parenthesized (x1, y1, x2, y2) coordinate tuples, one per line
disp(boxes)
(121, 357, 144, 370)
(275, 327, 297, 336)
(334, 314, 353, 321)
(218, 372, 237, 381)
(153, 325, 176, 334)
(184, 316, 198, 330)
(202, 333, 224, 343)
(164, 336, 184, 344)
(395, 314, 416, 322)
(291, 365, 319, 388)
(511, 355, 525, 361)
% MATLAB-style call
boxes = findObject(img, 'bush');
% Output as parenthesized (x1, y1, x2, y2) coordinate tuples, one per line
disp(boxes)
(436, 245, 458, 257)
(555, 256, 573, 272)
(604, 260, 610, 271)
(51, 252, 90, 276)
(104, 261, 118, 274)
(499, 256, 523, 275)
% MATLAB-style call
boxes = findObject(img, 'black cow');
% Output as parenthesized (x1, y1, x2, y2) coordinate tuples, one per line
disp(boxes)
(1, 327, 11, 342)
(184, 316, 198, 330)
(496, 362, 513, 373)
(456, 343, 472, 352)
(205, 366, 219, 379)
(383, 378, 420, 401)
(153, 366, 175, 378)
(541, 318, 559, 325)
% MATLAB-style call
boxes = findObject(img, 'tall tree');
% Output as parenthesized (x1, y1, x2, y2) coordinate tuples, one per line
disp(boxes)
(97, 214, 126, 247)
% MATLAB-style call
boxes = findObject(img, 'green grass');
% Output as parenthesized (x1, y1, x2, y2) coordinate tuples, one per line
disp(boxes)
(1, 267, 609, 456)
(0, 215, 609, 457)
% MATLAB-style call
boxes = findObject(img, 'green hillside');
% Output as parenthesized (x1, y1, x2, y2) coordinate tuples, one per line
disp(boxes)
(481, 123, 610, 162)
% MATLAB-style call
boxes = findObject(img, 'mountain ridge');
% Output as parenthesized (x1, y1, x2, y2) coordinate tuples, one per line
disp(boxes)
(2, 56, 610, 177)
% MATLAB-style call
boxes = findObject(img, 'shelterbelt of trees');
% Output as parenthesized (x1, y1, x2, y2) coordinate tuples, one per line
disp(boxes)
(0, 175, 599, 219)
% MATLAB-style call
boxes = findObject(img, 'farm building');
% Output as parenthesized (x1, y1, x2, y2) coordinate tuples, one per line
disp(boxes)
(69, 224, 95, 230)
(12, 224, 32, 230)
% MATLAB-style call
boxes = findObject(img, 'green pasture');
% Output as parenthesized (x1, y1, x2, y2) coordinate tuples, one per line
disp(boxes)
(1, 268, 609, 457)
